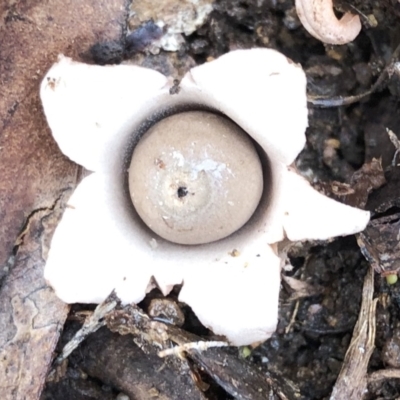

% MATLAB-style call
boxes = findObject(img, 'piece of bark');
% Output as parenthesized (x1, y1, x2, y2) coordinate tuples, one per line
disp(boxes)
(357, 213, 400, 276)
(355, 161, 400, 277)
(0, 1, 126, 399)
(105, 303, 302, 400)
(0, 201, 70, 400)
(53, 295, 118, 366)
(344, 159, 386, 209)
(41, 378, 117, 400)
(45, 295, 207, 399)
(167, 326, 302, 400)
(78, 327, 207, 400)
(329, 266, 377, 400)
(367, 167, 400, 214)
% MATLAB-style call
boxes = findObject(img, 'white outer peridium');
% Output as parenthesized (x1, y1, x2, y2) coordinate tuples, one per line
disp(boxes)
(295, 0, 362, 45)
(40, 49, 370, 346)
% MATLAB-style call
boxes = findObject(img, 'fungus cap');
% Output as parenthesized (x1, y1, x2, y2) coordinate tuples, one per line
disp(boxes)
(40, 49, 370, 346)
(128, 111, 264, 245)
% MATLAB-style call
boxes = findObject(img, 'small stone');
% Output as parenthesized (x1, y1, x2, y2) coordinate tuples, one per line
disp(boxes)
(383, 334, 400, 368)
(125, 21, 163, 54)
(116, 394, 130, 400)
(128, 0, 213, 52)
(147, 298, 185, 326)
(190, 38, 209, 55)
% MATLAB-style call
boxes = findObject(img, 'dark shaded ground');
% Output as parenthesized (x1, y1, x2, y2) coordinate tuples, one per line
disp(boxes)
(40, 0, 400, 399)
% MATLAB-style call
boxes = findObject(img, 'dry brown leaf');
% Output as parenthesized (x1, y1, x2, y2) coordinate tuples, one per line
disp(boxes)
(345, 158, 386, 209)
(357, 213, 400, 276)
(283, 275, 323, 300)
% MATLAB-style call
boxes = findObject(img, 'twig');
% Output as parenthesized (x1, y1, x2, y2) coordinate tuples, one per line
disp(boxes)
(53, 292, 118, 365)
(285, 300, 300, 334)
(158, 341, 228, 358)
(308, 42, 400, 108)
(330, 266, 377, 399)
(369, 368, 400, 384)
(387, 128, 400, 166)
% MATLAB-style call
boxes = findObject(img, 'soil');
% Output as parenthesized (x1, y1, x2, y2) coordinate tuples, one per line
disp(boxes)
(40, 0, 400, 399)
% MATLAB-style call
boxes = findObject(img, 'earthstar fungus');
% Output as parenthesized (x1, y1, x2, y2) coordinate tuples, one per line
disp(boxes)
(41, 49, 369, 346)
